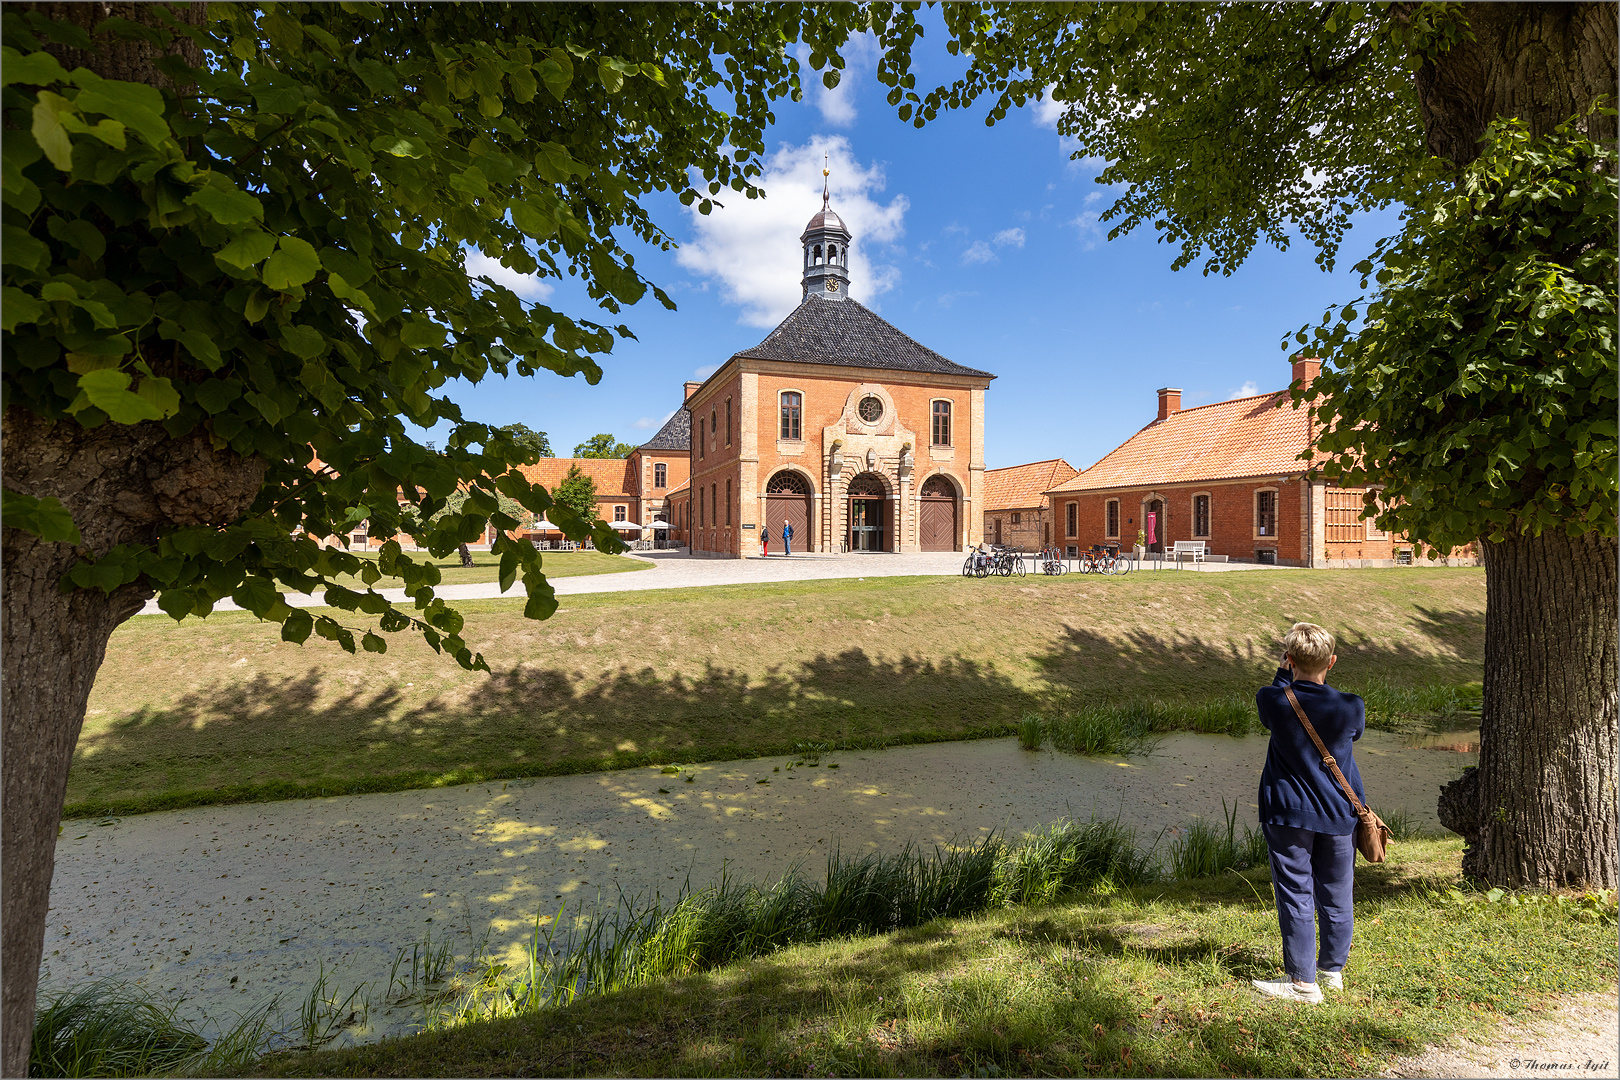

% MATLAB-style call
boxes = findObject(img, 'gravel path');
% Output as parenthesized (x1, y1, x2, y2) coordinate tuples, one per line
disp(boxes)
(134, 548, 1285, 616)
(1382, 990, 1617, 1078)
(44, 730, 1468, 1046)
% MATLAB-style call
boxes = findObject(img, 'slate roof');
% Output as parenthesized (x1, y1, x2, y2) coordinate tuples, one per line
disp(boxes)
(733, 295, 994, 380)
(985, 458, 1081, 511)
(638, 407, 690, 452)
(515, 458, 638, 499)
(1048, 391, 1319, 494)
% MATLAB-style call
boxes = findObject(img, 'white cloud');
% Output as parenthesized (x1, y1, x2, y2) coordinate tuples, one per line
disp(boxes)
(1228, 381, 1262, 400)
(799, 34, 877, 127)
(465, 251, 554, 302)
(993, 227, 1026, 249)
(632, 411, 675, 430)
(961, 241, 996, 266)
(1069, 211, 1105, 251)
(1032, 86, 1065, 129)
(676, 136, 908, 327)
(693, 364, 719, 379)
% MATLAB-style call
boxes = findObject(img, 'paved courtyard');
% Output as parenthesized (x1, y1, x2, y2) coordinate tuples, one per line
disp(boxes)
(136, 547, 1283, 616)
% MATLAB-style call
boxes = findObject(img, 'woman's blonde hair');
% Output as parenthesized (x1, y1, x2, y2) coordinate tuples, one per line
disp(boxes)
(1283, 622, 1335, 673)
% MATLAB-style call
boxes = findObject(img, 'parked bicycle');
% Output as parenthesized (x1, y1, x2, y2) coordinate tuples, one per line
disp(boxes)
(962, 544, 994, 578)
(1038, 546, 1067, 575)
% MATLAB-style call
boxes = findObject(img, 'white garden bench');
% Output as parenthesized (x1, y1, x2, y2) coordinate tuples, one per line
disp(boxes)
(1169, 540, 1207, 568)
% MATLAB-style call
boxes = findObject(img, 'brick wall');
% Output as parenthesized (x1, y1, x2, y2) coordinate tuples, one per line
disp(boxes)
(1054, 479, 1308, 563)
(984, 507, 1054, 550)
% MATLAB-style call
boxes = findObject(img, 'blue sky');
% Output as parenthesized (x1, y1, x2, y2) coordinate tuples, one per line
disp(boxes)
(431, 28, 1403, 472)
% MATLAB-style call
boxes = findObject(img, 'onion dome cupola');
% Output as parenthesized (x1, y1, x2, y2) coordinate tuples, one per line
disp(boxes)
(801, 155, 852, 302)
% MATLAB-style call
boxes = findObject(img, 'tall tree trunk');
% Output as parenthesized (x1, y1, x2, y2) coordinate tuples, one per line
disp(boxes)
(4, 7, 221, 1074)
(1, 412, 261, 1076)
(1414, 2, 1618, 167)
(1412, 2, 1620, 890)
(1438, 531, 1619, 888)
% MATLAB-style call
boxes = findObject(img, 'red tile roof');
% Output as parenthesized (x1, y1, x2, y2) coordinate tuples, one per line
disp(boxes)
(984, 458, 1080, 510)
(515, 458, 638, 499)
(1049, 392, 1318, 494)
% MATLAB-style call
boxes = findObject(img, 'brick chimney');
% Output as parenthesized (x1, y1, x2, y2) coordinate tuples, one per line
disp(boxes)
(683, 381, 703, 401)
(1291, 357, 1322, 392)
(1157, 387, 1182, 422)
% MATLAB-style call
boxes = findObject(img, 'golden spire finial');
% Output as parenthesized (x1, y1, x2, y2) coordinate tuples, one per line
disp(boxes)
(822, 152, 830, 209)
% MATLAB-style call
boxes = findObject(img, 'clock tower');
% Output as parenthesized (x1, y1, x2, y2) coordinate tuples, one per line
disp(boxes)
(800, 157, 852, 301)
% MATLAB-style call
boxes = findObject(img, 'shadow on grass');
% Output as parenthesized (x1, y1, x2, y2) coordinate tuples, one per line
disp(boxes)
(69, 613, 1484, 818)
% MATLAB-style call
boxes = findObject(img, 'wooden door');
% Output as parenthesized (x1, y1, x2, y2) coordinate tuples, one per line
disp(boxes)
(1147, 499, 1165, 553)
(768, 495, 809, 552)
(919, 476, 959, 551)
(765, 471, 813, 552)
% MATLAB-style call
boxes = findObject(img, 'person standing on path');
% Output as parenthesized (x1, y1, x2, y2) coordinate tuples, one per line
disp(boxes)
(782, 520, 793, 556)
(761, 526, 769, 557)
(1251, 621, 1366, 1005)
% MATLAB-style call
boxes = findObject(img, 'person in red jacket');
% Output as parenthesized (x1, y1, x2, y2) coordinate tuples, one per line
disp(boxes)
(1251, 621, 1366, 1005)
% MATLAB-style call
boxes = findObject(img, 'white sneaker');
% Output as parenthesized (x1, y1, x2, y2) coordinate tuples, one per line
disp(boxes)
(1252, 977, 1323, 1004)
(1317, 970, 1344, 991)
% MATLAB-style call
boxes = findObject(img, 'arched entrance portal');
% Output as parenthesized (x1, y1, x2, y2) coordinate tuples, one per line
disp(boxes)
(847, 473, 888, 552)
(766, 471, 813, 553)
(918, 474, 960, 551)
(1144, 497, 1165, 554)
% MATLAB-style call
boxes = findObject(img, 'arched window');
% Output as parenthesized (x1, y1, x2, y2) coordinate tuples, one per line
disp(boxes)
(780, 391, 802, 440)
(1105, 499, 1120, 539)
(847, 473, 885, 497)
(813, 244, 822, 264)
(920, 475, 954, 498)
(654, 463, 667, 489)
(827, 244, 837, 261)
(767, 471, 812, 495)
(1192, 494, 1211, 537)
(1255, 489, 1278, 537)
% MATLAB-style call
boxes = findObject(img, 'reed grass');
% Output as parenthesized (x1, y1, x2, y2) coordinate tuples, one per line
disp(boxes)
(1167, 800, 1270, 881)
(29, 980, 276, 1078)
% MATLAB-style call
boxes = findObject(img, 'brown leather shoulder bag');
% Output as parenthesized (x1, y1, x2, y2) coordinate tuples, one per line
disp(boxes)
(1283, 685, 1392, 863)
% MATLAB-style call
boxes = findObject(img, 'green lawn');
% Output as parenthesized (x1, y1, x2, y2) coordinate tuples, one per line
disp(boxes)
(332, 548, 648, 587)
(68, 568, 1487, 818)
(246, 836, 1616, 1078)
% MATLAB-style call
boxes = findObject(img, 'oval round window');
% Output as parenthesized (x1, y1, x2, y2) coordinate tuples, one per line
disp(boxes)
(858, 396, 884, 423)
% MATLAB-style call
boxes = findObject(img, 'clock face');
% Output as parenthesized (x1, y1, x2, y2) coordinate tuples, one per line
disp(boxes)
(824, 278, 840, 292)
(858, 396, 883, 423)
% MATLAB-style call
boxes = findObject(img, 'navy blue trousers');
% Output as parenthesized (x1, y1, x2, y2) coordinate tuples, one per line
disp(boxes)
(1262, 822, 1355, 981)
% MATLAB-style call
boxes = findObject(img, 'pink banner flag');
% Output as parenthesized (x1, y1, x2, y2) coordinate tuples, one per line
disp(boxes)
(1146, 512, 1157, 545)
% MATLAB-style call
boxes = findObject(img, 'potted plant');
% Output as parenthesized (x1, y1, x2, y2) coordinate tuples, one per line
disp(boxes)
(1134, 527, 1146, 560)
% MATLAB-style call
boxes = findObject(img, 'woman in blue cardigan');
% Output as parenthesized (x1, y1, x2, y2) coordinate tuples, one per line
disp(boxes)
(1252, 621, 1366, 1005)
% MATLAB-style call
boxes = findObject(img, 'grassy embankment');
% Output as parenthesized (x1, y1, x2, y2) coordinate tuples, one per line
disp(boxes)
(243, 833, 1615, 1079)
(69, 568, 1486, 818)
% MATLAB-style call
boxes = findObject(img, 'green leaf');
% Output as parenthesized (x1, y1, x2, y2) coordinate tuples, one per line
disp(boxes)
(187, 182, 264, 225)
(73, 76, 170, 148)
(263, 236, 322, 290)
(76, 368, 165, 423)
(598, 61, 624, 95)
(538, 49, 573, 101)
(281, 609, 314, 644)
(31, 90, 74, 171)
(0, 48, 69, 87)
(1, 225, 50, 271)
(2, 287, 44, 331)
(134, 376, 181, 416)
(369, 134, 427, 159)
(1, 488, 81, 544)
(214, 230, 278, 270)
(279, 323, 327, 359)
(361, 631, 387, 653)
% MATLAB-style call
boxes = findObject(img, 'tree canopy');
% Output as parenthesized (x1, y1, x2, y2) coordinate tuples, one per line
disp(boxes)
(2, 1, 869, 662)
(573, 432, 636, 458)
(551, 463, 599, 523)
(497, 422, 551, 460)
